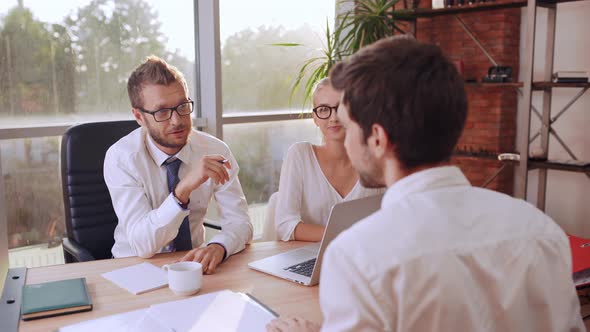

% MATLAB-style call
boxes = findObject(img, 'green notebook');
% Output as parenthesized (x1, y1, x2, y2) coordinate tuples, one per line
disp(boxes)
(21, 277, 92, 321)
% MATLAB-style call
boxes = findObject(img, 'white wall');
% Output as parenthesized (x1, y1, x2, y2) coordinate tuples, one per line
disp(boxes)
(517, 1, 590, 237)
(0, 148, 8, 291)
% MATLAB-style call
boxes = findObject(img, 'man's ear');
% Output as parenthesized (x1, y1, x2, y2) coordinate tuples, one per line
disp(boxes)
(367, 123, 390, 160)
(131, 108, 144, 126)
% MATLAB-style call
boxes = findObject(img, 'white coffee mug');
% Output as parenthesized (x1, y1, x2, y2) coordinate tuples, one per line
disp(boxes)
(162, 261, 203, 296)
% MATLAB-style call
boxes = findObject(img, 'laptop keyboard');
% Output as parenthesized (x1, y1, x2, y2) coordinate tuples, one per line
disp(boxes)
(284, 258, 317, 277)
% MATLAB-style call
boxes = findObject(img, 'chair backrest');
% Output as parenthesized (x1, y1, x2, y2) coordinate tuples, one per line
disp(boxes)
(259, 192, 279, 242)
(61, 120, 139, 261)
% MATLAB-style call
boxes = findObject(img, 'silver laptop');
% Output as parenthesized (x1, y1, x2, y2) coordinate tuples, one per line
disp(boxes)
(248, 193, 383, 286)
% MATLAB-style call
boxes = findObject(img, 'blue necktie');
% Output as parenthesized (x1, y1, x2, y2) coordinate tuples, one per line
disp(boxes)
(165, 158, 192, 251)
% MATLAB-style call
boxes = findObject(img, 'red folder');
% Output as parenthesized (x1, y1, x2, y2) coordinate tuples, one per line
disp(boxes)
(568, 234, 590, 288)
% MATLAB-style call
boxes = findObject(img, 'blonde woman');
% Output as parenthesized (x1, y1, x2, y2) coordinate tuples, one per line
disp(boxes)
(274, 78, 385, 242)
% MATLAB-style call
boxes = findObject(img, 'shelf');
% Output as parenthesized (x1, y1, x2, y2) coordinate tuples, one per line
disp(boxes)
(528, 159, 590, 173)
(453, 152, 590, 173)
(408, 0, 526, 18)
(399, 0, 586, 19)
(453, 151, 502, 160)
(465, 82, 524, 88)
(537, 0, 589, 6)
(539, 0, 589, 3)
(532, 82, 590, 90)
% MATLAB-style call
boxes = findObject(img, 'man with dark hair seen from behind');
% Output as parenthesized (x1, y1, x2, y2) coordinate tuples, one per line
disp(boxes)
(267, 37, 583, 331)
(104, 56, 252, 274)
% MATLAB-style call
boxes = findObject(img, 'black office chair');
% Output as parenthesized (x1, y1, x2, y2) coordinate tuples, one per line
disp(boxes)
(61, 120, 222, 263)
(61, 120, 139, 263)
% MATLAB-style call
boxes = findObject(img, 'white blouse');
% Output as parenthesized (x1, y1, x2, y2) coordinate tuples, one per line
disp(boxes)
(275, 142, 385, 241)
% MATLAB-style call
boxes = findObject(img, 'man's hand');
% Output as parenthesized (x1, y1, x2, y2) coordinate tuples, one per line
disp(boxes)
(180, 243, 225, 274)
(266, 317, 321, 332)
(174, 154, 231, 203)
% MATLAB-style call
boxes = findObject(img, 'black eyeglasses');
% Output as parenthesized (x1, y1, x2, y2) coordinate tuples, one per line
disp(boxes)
(138, 99, 194, 122)
(312, 105, 338, 120)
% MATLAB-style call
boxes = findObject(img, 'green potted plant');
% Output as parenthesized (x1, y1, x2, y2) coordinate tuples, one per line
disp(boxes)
(274, 20, 345, 108)
(338, 0, 414, 54)
(281, 0, 414, 108)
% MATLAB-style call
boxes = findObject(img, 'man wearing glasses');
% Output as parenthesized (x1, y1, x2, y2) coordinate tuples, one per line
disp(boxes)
(104, 56, 252, 274)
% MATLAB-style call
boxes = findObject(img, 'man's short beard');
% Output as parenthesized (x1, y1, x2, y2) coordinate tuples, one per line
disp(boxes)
(146, 122, 188, 149)
(358, 172, 385, 188)
(355, 148, 386, 189)
(150, 130, 186, 149)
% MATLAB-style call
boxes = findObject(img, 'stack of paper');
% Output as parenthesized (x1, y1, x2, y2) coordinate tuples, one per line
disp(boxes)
(59, 309, 147, 332)
(58, 290, 278, 332)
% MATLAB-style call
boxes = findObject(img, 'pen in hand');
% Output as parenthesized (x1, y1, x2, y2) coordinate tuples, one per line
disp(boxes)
(216, 159, 230, 185)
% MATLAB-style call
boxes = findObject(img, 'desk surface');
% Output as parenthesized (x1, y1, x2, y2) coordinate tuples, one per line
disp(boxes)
(19, 241, 320, 332)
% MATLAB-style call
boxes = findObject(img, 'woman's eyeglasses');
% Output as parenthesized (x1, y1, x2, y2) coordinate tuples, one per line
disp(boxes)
(312, 105, 338, 120)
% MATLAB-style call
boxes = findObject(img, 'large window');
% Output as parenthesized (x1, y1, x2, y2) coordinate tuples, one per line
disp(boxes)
(1, 137, 61, 249)
(1, 0, 337, 265)
(220, 0, 335, 114)
(0, 0, 196, 266)
(217, 0, 335, 236)
(225, 120, 321, 203)
(0, 0, 195, 126)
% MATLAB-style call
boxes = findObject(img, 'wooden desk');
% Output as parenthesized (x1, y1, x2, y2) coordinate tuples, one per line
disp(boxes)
(19, 241, 321, 332)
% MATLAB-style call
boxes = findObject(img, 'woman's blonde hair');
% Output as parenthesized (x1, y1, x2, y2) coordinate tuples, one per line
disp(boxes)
(311, 77, 332, 107)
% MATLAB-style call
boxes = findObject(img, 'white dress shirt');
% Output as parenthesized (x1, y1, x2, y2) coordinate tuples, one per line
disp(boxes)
(104, 127, 252, 258)
(320, 166, 583, 331)
(275, 142, 384, 241)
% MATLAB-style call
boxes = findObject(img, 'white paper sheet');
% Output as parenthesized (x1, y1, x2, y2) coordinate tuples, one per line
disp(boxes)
(130, 311, 175, 332)
(58, 290, 277, 332)
(58, 309, 147, 332)
(149, 290, 277, 332)
(101, 262, 167, 295)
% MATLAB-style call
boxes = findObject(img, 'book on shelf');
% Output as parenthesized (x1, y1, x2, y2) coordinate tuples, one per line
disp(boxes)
(554, 77, 589, 83)
(21, 277, 92, 320)
(554, 70, 588, 78)
(553, 71, 588, 83)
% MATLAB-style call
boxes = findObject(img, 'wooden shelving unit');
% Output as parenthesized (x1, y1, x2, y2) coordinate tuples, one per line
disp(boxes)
(516, 0, 590, 210)
(399, 0, 589, 208)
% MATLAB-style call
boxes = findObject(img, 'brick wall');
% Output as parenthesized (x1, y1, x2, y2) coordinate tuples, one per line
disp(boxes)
(413, 3, 521, 194)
